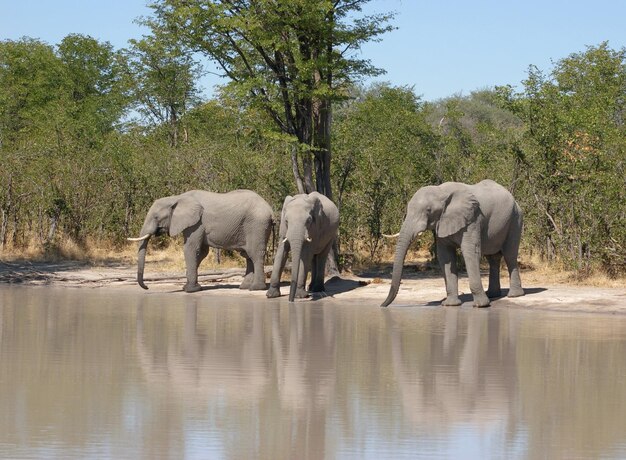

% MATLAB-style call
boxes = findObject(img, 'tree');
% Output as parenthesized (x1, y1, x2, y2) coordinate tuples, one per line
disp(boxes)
(427, 89, 524, 186)
(57, 34, 130, 144)
(501, 42, 626, 274)
(333, 84, 438, 259)
(145, 0, 394, 197)
(0, 39, 68, 247)
(125, 32, 202, 147)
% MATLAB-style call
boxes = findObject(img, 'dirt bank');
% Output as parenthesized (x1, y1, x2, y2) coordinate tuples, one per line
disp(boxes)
(0, 259, 624, 314)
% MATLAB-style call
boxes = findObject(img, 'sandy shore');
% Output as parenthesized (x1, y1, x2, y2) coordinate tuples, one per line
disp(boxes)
(0, 260, 625, 314)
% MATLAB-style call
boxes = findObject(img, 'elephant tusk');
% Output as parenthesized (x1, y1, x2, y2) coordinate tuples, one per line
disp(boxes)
(382, 232, 400, 238)
(282, 237, 288, 244)
(305, 236, 312, 242)
(127, 234, 151, 242)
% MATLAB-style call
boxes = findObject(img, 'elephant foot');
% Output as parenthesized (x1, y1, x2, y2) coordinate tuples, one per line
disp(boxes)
(248, 280, 268, 291)
(239, 274, 254, 290)
(295, 287, 310, 299)
(472, 294, 491, 308)
(507, 287, 525, 298)
(442, 296, 462, 306)
(486, 289, 502, 299)
(308, 283, 325, 293)
(266, 286, 281, 298)
(184, 283, 202, 293)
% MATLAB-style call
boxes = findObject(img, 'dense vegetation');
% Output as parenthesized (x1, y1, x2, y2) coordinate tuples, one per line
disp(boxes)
(0, 1, 624, 276)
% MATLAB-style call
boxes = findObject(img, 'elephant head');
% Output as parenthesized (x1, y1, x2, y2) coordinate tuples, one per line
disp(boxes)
(381, 185, 479, 307)
(281, 195, 320, 302)
(128, 194, 203, 289)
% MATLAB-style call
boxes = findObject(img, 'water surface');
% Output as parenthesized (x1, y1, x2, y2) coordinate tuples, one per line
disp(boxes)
(1, 286, 625, 459)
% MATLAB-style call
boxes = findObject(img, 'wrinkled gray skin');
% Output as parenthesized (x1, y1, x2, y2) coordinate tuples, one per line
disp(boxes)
(132, 189, 273, 293)
(382, 180, 524, 308)
(266, 192, 339, 302)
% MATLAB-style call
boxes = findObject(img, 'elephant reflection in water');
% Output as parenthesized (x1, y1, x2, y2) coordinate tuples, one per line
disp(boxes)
(134, 298, 338, 459)
(384, 309, 514, 429)
(271, 304, 336, 412)
(135, 300, 270, 402)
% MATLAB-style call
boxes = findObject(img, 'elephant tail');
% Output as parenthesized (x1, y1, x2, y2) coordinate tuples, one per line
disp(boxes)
(270, 217, 277, 263)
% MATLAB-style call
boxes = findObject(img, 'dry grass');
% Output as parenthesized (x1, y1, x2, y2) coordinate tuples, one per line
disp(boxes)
(1, 237, 624, 287)
(0, 236, 247, 273)
(517, 253, 626, 288)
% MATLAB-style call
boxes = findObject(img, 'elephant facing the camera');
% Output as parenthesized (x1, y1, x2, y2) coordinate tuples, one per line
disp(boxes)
(267, 192, 339, 302)
(381, 180, 524, 308)
(128, 189, 273, 293)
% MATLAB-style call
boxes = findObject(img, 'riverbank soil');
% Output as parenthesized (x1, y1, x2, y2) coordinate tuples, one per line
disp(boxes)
(0, 255, 624, 314)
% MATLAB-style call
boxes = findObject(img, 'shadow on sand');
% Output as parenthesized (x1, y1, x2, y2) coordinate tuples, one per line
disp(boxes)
(414, 287, 548, 308)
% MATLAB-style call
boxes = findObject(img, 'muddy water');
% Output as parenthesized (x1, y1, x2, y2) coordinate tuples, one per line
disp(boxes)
(1, 286, 625, 459)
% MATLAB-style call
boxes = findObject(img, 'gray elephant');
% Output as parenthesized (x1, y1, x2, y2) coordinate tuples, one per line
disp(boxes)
(128, 189, 273, 292)
(381, 180, 524, 308)
(266, 192, 339, 302)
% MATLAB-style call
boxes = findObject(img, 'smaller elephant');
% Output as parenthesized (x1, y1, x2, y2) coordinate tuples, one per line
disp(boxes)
(381, 180, 524, 308)
(266, 192, 339, 302)
(128, 189, 273, 292)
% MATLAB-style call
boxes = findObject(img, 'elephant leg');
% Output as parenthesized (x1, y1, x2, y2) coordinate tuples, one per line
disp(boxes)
(267, 242, 288, 298)
(239, 253, 255, 290)
(295, 258, 310, 298)
(309, 254, 318, 292)
(309, 243, 332, 292)
(183, 235, 207, 293)
(437, 242, 461, 306)
(460, 240, 490, 307)
(249, 250, 268, 291)
(486, 253, 502, 298)
(503, 238, 524, 298)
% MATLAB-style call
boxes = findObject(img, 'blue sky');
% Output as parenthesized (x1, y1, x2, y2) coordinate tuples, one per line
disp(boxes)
(2, 0, 625, 101)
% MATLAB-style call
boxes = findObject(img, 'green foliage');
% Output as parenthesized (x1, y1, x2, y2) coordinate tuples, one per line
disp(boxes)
(333, 84, 438, 258)
(58, 34, 130, 143)
(0, 37, 132, 246)
(125, 31, 202, 146)
(146, 0, 394, 194)
(501, 42, 626, 274)
(427, 89, 524, 185)
(0, 31, 624, 276)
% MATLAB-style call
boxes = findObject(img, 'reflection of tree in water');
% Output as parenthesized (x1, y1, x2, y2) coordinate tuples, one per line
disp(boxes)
(131, 301, 626, 459)
(382, 308, 626, 458)
(383, 308, 516, 433)
(0, 288, 138, 453)
(515, 315, 626, 459)
(2, 287, 626, 459)
(135, 298, 337, 459)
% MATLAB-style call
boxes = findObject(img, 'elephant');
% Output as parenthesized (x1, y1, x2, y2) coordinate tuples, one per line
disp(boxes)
(381, 179, 524, 308)
(128, 189, 273, 293)
(266, 192, 339, 302)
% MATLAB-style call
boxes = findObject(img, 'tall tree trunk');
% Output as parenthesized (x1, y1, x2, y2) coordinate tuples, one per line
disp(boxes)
(290, 144, 306, 194)
(1, 176, 12, 248)
(314, 96, 339, 274)
(302, 148, 314, 193)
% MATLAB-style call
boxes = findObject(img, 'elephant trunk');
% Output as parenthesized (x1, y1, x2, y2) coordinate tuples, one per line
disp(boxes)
(381, 224, 418, 307)
(288, 237, 304, 302)
(137, 237, 150, 290)
(132, 220, 156, 290)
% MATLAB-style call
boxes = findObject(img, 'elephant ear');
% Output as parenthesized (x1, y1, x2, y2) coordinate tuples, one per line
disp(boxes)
(170, 195, 203, 236)
(311, 194, 323, 219)
(279, 195, 293, 238)
(437, 189, 480, 238)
